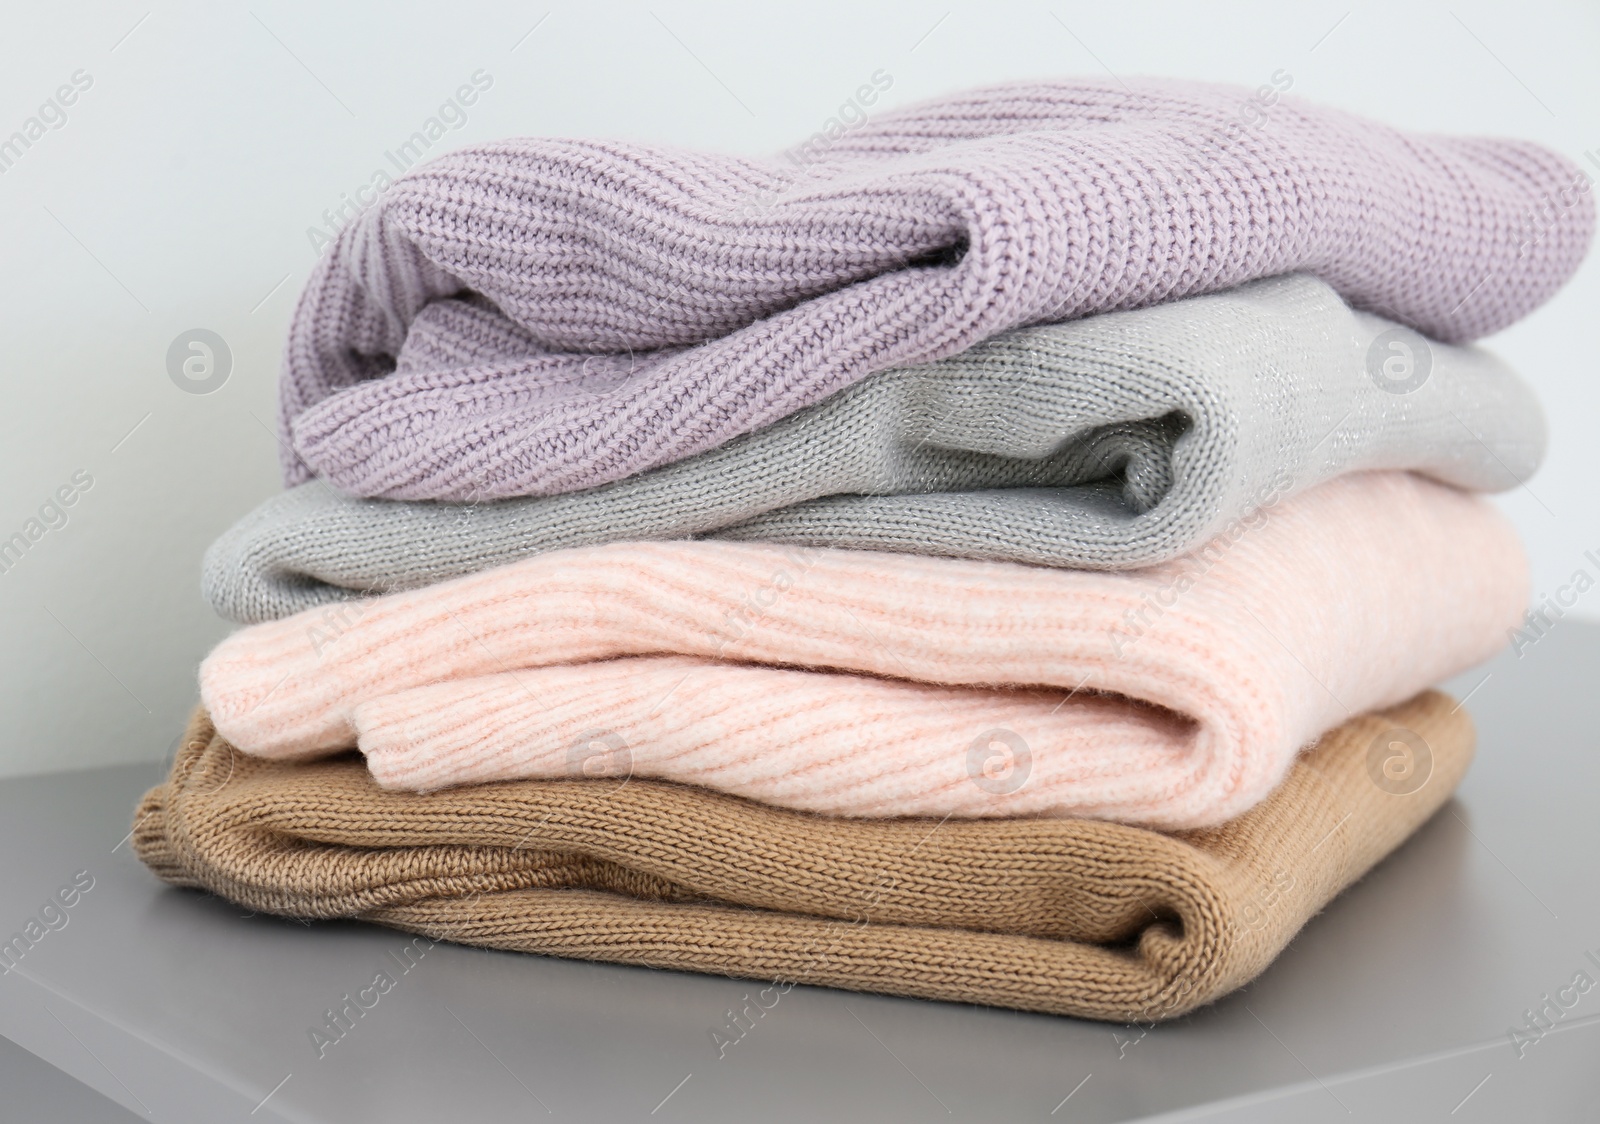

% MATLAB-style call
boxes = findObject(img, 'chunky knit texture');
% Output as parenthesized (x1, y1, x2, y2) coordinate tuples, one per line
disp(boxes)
(278, 79, 1592, 500)
(215, 275, 1543, 623)
(134, 693, 1472, 1022)
(199, 473, 1523, 829)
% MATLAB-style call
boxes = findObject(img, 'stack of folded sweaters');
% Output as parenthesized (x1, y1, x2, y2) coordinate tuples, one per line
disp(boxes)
(136, 78, 1593, 1023)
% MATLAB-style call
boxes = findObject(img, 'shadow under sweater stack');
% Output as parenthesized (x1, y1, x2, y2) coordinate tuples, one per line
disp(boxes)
(140, 77, 1594, 1023)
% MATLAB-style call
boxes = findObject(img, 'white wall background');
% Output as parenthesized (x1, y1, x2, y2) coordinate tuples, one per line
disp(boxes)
(1, 0, 1596, 777)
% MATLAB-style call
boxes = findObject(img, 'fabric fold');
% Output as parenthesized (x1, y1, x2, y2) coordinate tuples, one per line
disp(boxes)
(278, 79, 1591, 500)
(199, 472, 1523, 829)
(134, 692, 1473, 1022)
(209, 274, 1544, 623)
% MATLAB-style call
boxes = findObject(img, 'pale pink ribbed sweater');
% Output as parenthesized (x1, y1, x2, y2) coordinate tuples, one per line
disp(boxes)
(200, 473, 1525, 828)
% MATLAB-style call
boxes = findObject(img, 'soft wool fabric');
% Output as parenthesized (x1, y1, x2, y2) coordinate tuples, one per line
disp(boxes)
(134, 693, 1472, 1022)
(199, 472, 1523, 829)
(212, 275, 1542, 623)
(278, 79, 1592, 501)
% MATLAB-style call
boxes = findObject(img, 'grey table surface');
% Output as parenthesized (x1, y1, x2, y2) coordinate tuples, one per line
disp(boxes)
(1, 622, 1598, 1124)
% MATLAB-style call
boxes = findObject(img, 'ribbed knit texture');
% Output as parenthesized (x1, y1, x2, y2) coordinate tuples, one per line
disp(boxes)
(212, 275, 1542, 622)
(278, 78, 1592, 500)
(134, 693, 1472, 1022)
(199, 472, 1523, 829)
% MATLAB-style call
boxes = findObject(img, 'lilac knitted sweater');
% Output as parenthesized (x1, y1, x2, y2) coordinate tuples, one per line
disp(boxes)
(280, 78, 1593, 501)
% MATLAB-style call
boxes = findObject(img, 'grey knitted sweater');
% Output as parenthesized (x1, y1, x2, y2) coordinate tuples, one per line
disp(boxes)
(206, 275, 1544, 623)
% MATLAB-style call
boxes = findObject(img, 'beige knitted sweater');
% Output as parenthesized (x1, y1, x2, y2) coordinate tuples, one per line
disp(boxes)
(134, 691, 1469, 1021)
